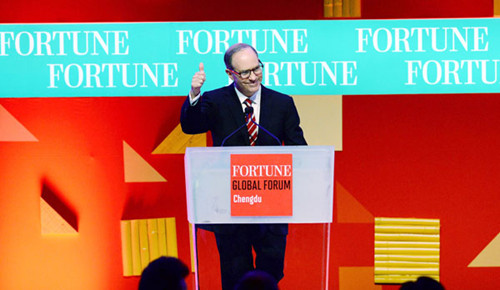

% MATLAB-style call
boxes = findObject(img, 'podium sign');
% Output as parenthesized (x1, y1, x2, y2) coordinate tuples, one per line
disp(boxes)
(230, 153, 294, 217)
(185, 145, 334, 224)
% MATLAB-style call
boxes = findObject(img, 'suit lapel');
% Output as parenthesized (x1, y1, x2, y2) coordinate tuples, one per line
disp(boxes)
(258, 86, 272, 145)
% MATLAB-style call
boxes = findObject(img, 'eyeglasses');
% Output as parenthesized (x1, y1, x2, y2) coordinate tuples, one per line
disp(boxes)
(228, 60, 264, 79)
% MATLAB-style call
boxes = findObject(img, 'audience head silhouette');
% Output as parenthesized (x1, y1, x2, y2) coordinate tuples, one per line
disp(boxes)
(138, 256, 189, 290)
(234, 270, 279, 290)
(400, 276, 444, 290)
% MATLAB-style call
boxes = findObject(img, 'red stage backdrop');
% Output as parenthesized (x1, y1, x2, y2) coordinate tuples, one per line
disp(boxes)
(1, 0, 499, 290)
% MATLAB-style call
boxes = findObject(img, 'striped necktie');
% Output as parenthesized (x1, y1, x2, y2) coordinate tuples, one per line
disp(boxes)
(244, 99, 257, 146)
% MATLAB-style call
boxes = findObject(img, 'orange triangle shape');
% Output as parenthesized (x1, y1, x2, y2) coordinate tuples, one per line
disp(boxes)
(0, 104, 38, 142)
(123, 141, 167, 183)
(469, 232, 500, 267)
(152, 123, 206, 154)
(40, 198, 78, 234)
(336, 182, 373, 223)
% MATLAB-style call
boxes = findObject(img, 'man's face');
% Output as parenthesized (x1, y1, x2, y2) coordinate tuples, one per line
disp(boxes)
(226, 48, 262, 97)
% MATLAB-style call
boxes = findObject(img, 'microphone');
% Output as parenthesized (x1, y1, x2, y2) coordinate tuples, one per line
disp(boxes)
(249, 118, 282, 146)
(220, 106, 282, 146)
(245, 106, 282, 146)
(220, 108, 253, 147)
(244, 106, 253, 115)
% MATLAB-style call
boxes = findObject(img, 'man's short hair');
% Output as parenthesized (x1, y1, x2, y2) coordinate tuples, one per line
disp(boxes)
(224, 43, 258, 70)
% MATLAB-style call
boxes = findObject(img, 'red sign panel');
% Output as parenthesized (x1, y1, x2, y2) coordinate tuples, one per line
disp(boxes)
(230, 154, 293, 216)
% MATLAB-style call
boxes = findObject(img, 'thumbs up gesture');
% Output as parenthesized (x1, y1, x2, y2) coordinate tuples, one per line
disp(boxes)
(190, 62, 206, 98)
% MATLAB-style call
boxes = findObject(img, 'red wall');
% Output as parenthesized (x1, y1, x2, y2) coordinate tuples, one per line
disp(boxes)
(1, 1, 499, 290)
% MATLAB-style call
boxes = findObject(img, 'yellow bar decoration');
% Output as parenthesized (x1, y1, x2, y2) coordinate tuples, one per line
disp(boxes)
(375, 226, 439, 234)
(375, 241, 440, 248)
(120, 217, 180, 277)
(375, 233, 439, 242)
(157, 218, 168, 257)
(147, 219, 160, 261)
(375, 261, 439, 268)
(375, 218, 440, 226)
(120, 220, 133, 276)
(375, 255, 440, 262)
(324, 0, 334, 17)
(374, 217, 440, 284)
(189, 223, 196, 272)
(139, 219, 150, 269)
(166, 217, 178, 257)
(130, 220, 142, 276)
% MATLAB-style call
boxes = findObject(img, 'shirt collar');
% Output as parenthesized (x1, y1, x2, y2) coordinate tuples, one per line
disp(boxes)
(234, 84, 261, 106)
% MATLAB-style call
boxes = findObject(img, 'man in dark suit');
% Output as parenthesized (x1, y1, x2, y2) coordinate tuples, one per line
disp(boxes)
(180, 43, 307, 290)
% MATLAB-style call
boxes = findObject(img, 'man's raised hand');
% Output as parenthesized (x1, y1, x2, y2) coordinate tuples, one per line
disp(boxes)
(190, 62, 206, 98)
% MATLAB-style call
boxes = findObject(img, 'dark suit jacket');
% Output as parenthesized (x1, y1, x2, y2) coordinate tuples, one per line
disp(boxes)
(180, 83, 307, 234)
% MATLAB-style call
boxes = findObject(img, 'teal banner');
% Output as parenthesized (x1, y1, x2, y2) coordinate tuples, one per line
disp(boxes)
(1, 18, 499, 97)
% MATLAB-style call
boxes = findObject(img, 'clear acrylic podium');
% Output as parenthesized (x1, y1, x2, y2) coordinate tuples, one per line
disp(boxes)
(185, 145, 334, 289)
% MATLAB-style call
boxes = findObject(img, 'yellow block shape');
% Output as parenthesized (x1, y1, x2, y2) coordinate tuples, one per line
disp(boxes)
(40, 198, 78, 235)
(292, 95, 343, 151)
(152, 123, 206, 154)
(469, 232, 500, 267)
(374, 217, 440, 284)
(123, 141, 167, 183)
(120, 217, 179, 276)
